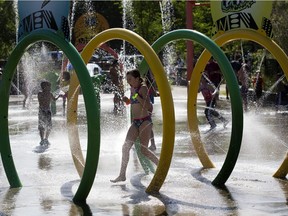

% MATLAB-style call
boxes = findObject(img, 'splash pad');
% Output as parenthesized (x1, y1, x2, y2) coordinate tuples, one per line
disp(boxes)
(3, 0, 287, 211)
(0, 30, 100, 202)
(67, 28, 175, 194)
(2, 1, 288, 214)
(0, 27, 284, 214)
(0, 27, 243, 203)
(192, 28, 288, 180)
(139, 29, 243, 186)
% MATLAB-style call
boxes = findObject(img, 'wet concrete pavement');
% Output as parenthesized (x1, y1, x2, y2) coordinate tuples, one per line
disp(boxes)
(1, 85, 288, 215)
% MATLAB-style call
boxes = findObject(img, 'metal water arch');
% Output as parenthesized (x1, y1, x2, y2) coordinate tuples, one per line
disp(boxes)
(0, 30, 100, 202)
(191, 29, 288, 182)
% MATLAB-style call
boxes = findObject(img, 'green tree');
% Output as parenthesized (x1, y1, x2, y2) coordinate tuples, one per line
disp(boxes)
(190, 3, 213, 57)
(172, 1, 213, 60)
(0, 1, 16, 60)
(132, 1, 163, 44)
(129, 1, 214, 61)
(271, 1, 288, 56)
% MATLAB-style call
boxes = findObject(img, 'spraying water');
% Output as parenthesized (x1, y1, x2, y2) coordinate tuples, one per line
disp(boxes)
(257, 74, 285, 109)
(69, 0, 78, 41)
(14, 0, 20, 95)
(121, 0, 137, 72)
(159, 0, 177, 77)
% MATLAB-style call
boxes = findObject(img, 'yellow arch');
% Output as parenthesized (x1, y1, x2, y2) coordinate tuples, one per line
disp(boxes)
(67, 28, 175, 193)
(274, 153, 288, 178)
(190, 29, 288, 178)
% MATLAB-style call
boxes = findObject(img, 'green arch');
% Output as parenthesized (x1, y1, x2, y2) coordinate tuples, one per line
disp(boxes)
(139, 29, 243, 186)
(0, 30, 100, 202)
(197, 29, 288, 180)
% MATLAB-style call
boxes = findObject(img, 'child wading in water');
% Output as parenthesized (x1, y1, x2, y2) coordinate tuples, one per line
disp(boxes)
(38, 81, 60, 145)
(199, 75, 228, 130)
(111, 69, 159, 183)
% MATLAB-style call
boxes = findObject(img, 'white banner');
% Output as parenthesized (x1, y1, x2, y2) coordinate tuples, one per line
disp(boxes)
(18, 0, 70, 41)
(211, 0, 274, 38)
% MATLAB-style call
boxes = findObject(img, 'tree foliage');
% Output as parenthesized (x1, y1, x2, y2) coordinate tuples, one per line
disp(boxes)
(271, 1, 288, 56)
(0, 1, 16, 60)
(132, 1, 163, 45)
(169, 1, 213, 61)
(129, 1, 213, 61)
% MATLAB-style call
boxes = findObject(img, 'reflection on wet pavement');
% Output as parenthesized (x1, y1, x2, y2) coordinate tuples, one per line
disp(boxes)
(1, 86, 288, 215)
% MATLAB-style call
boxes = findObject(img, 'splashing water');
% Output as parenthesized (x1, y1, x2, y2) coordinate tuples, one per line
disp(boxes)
(240, 112, 288, 161)
(121, 0, 138, 73)
(69, 0, 78, 41)
(257, 74, 285, 109)
(159, 0, 177, 77)
(14, 0, 20, 94)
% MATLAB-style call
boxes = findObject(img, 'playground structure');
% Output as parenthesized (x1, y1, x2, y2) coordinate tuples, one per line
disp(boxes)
(1, 0, 288, 207)
(66, 28, 241, 200)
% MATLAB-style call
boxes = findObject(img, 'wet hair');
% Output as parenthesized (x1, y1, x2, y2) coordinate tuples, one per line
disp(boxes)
(62, 71, 70, 81)
(126, 69, 143, 83)
(40, 81, 51, 90)
(112, 59, 118, 65)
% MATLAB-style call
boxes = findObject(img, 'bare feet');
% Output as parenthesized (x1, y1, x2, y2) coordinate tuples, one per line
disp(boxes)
(110, 176, 126, 183)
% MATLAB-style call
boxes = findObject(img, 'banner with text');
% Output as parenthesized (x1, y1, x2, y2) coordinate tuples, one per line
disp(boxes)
(18, 0, 70, 41)
(211, 0, 273, 38)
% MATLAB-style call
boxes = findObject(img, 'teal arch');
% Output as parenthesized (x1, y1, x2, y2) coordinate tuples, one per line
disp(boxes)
(0, 30, 100, 202)
(139, 29, 243, 185)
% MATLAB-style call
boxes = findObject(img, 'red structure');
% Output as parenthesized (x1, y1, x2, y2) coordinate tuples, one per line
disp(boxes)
(186, 1, 210, 83)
